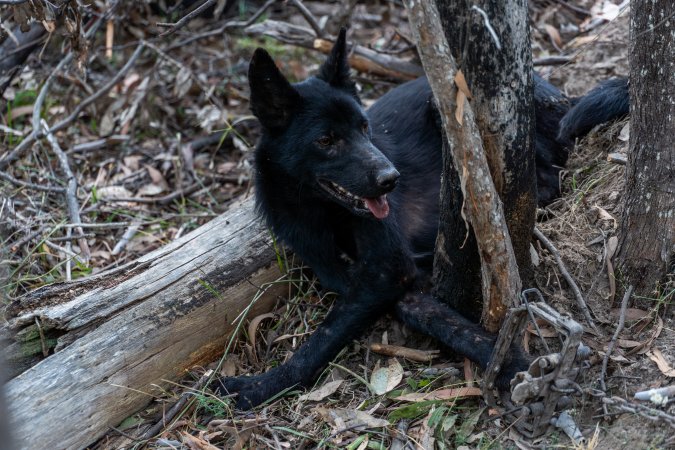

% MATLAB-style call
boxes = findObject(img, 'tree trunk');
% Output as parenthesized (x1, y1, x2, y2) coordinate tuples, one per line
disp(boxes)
(617, 1, 675, 295)
(429, 0, 535, 328)
(2, 198, 282, 450)
(435, 0, 535, 284)
(404, 0, 523, 333)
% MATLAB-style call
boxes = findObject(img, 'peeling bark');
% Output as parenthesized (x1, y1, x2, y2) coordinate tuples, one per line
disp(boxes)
(617, 0, 675, 295)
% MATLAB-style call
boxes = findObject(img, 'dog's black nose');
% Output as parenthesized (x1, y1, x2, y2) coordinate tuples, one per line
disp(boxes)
(376, 168, 400, 191)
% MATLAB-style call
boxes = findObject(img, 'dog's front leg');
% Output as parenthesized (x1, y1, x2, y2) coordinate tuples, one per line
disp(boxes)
(395, 292, 531, 389)
(214, 291, 389, 409)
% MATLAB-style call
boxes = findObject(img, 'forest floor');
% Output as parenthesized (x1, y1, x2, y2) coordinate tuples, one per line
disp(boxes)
(1, 1, 673, 449)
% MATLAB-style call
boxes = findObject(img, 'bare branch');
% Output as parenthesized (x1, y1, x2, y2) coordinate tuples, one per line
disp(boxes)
(534, 227, 600, 334)
(157, 0, 219, 37)
(50, 43, 145, 134)
(42, 119, 91, 263)
(0, 171, 65, 193)
(289, 0, 324, 37)
(599, 285, 634, 414)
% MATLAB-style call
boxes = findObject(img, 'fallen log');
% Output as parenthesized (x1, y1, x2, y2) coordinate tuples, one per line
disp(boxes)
(245, 20, 424, 80)
(3, 197, 283, 450)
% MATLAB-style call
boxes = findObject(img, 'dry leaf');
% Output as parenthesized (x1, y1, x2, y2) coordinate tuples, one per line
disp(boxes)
(118, 76, 150, 134)
(181, 431, 219, 450)
(247, 312, 275, 354)
(544, 24, 562, 48)
(370, 358, 403, 395)
(416, 407, 436, 450)
(610, 308, 649, 321)
(299, 380, 343, 402)
(647, 348, 675, 377)
(618, 122, 630, 141)
(123, 155, 142, 171)
(174, 66, 193, 98)
(42, 20, 56, 33)
(219, 358, 237, 378)
(145, 164, 169, 190)
(96, 185, 133, 199)
(464, 358, 474, 387)
(526, 322, 557, 338)
(627, 316, 663, 355)
(9, 104, 33, 120)
(136, 183, 164, 197)
(590, 206, 617, 227)
(393, 386, 482, 402)
(316, 407, 389, 429)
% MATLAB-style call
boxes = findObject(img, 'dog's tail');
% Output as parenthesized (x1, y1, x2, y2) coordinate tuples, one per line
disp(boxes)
(557, 77, 629, 146)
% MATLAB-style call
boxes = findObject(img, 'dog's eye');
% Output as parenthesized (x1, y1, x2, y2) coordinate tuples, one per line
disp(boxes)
(317, 136, 332, 147)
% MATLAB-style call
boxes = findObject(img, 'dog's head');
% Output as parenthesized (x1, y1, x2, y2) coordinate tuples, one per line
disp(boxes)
(248, 29, 399, 220)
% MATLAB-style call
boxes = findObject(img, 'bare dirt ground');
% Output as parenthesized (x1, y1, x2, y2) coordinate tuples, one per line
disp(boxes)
(1, 1, 673, 449)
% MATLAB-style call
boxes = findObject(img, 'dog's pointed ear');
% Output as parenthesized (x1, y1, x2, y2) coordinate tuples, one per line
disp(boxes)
(248, 48, 301, 130)
(317, 28, 358, 99)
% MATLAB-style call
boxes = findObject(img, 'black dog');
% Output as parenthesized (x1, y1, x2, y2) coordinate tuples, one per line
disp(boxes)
(216, 31, 629, 409)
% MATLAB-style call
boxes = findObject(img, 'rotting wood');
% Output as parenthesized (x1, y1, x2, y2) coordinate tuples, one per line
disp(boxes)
(3, 197, 283, 450)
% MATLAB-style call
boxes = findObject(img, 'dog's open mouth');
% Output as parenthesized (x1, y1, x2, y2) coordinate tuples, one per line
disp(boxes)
(318, 180, 390, 219)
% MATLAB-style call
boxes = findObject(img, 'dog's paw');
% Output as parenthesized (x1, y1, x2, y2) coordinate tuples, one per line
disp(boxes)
(213, 372, 286, 410)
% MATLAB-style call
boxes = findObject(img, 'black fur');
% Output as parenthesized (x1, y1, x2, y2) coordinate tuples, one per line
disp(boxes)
(534, 75, 629, 204)
(558, 77, 629, 146)
(214, 31, 629, 409)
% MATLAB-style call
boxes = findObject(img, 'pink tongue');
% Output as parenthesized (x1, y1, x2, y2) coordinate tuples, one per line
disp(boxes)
(364, 195, 390, 219)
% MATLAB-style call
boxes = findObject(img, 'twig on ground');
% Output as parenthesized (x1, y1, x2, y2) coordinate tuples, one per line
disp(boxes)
(1, 227, 44, 253)
(607, 152, 628, 165)
(0, 0, 31, 5)
(390, 419, 413, 450)
(167, 0, 277, 51)
(0, 171, 66, 193)
(48, 233, 95, 242)
(533, 227, 600, 335)
(0, 53, 73, 170)
(97, 175, 243, 206)
(68, 135, 130, 154)
(533, 56, 574, 66)
(111, 223, 141, 256)
(43, 239, 86, 265)
(289, 0, 324, 37)
(246, 20, 424, 79)
(141, 372, 213, 441)
(157, 0, 218, 37)
(50, 43, 145, 134)
(556, 0, 591, 17)
(599, 285, 634, 413)
(42, 119, 91, 263)
(635, 385, 675, 402)
(369, 343, 439, 362)
(596, 395, 675, 428)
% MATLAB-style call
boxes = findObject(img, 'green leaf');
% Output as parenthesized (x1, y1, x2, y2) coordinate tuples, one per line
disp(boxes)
(389, 400, 442, 420)
(456, 406, 485, 444)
